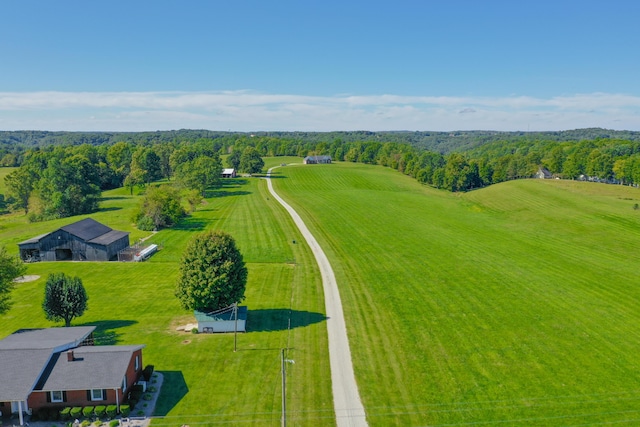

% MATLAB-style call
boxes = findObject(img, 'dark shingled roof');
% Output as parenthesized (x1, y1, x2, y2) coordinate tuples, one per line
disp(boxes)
(0, 327, 96, 401)
(35, 345, 145, 391)
(61, 218, 113, 241)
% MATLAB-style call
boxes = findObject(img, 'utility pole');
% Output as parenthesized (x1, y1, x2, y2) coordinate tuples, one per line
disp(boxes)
(281, 348, 286, 427)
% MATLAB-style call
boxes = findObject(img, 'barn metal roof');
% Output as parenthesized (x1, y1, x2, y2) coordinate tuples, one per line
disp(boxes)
(88, 229, 130, 245)
(61, 218, 113, 241)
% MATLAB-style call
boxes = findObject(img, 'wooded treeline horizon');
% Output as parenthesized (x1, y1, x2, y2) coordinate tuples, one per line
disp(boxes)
(3, 127, 640, 221)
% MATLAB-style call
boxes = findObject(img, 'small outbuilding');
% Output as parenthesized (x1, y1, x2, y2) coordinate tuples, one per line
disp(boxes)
(18, 218, 130, 262)
(194, 306, 247, 333)
(221, 168, 237, 178)
(303, 155, 332, 164)
(535, 167, 553, 179)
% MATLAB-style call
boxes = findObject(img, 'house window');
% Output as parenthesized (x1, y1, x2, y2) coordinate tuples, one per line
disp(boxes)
(90, 389, 105, 401)
(50, 391, 64, 403)
(122, 375, 127, 393)
(135, 355, 139, 371)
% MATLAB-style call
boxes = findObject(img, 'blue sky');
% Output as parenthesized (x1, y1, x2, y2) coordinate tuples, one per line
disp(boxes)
(1, 0, 639, 132)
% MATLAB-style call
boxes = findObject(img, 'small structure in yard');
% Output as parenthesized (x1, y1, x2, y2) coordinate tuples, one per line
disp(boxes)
(221, 168, 237, 178)
(303, 155, 332, 164)
(18, 218, 130, 262)
(194, 305, 247, 333)
(535, 167, 553, 179)
(133, 244, 158, 262)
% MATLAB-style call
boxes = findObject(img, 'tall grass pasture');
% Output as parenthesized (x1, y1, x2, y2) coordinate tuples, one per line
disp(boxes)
(273, 162, 640, 425)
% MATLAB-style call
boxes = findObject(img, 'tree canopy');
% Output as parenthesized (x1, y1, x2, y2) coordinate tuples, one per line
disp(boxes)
(175, 230, 248, 312)
(0, 246, 27, 315)
(133, 184, 185, 231)
(42, 272, 89, 327)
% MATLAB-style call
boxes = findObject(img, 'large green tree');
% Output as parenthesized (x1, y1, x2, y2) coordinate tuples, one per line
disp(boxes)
(133, 185, 185, 230)
(175, 230, 248, 312)
(239, 147, 265, 174)
(42, 273, 89, 327)
(0, 246, 27, 315)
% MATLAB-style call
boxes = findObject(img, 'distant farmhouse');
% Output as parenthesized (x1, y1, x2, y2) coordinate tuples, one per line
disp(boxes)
(18, 218, 129, 262)
(0, 327, 144, 425)
(535, 167, 553, 179)
(303, 155, 332, 164)
(221, 168, 237, 178)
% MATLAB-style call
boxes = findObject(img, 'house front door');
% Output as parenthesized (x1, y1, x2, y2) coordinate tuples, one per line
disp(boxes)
(11, 401, 27, 414)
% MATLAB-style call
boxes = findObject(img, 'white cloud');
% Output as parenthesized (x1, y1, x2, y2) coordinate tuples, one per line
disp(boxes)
(0, 91, 639, 131)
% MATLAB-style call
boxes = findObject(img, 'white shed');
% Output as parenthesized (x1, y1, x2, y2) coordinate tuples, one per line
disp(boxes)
(194, 306, 247, 333)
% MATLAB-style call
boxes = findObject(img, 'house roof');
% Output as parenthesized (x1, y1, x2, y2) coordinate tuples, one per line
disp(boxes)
(35, 345, 145, 392)
(222, 168, 235, 174)
(0, 327, 96, 351)
(17, 233, 51, 245)
(0, 349, 53, 401)
(61, 218, 113, 241)
(0, 327, 96, 401)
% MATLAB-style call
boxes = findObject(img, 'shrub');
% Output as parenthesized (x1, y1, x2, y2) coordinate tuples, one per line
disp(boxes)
(142, 394, 152, 401)
(60, 407, 72, 421)
(81, 420, 91, 427)
(108, 420, 119, 427)
(105, 405, 117, 419)
(46, 407, 60, 421)
(119, 405, 130, 417)
(136, 216, 155, 231)
(70, 407, 82, 419)
(94, 406, 106, 418)
(142, 365, 154, 382)
(127, 398, 138, 410)
(191, 327, 198, 334)
(82, 407, 94, 418)
(148, 386, 157, 393)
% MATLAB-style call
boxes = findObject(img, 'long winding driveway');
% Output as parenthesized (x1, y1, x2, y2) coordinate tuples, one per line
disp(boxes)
(266, 167, 368, 427)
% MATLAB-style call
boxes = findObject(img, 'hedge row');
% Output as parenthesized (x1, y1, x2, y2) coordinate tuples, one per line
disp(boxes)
(31, 404, 124, 422)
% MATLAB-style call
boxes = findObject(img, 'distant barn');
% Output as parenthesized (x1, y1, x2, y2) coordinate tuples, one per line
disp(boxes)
(303, 155, 332, 164)
(18, 218, 130, 262)
(222, 168, 237, 178)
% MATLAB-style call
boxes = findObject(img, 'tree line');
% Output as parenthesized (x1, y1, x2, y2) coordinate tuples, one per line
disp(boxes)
(5, 134, 640, 223)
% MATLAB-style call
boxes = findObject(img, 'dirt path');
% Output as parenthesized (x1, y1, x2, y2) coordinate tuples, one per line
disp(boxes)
(266, 167, 368, 427)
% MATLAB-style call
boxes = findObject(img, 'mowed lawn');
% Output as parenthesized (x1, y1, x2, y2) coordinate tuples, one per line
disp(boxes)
(0, 161, 333, 426)
(272, 162, 640, 426)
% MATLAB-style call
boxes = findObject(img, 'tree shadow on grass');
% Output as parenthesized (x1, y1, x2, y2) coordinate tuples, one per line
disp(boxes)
(153, 371, 188, 416)
(97, 206, 122, 212)
(247, 309, 326, 332)
(75, 319, 138, 345)
(207, 190, 252, 198)
(173, 216, 207, 232)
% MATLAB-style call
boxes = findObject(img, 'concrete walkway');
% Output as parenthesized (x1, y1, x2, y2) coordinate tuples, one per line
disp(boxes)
(266, 167, 368, 427)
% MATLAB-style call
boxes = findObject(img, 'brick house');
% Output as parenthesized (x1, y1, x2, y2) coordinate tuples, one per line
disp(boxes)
(0, 327, 144, 425)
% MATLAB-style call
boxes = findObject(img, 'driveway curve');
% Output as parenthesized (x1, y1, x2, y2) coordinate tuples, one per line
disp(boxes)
(266, 167, 368, 427)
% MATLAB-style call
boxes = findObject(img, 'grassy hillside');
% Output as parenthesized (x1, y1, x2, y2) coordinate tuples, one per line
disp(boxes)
(0, 158, 333, 426)
(273, 162, 640, 425)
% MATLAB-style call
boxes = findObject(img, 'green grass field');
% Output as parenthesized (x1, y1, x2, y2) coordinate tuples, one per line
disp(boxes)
(0, 158, 334, 426)
(272, 162, 640, 425)
(4, 159, 640, 425)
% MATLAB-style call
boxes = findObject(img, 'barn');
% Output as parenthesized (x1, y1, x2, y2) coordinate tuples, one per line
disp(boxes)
(303, 155, 332, 164)
(18, 218, 130, 262)
(221, 168, 237, 178)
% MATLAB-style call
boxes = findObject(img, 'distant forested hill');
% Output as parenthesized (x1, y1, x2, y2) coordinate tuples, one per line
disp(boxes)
(2, 128, 640, 156)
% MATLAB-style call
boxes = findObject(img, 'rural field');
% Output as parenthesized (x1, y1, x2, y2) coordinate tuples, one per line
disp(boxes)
(3, 159, 640, 426)
(0, 157, 334, 426)
(273, 162, 640, 425)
